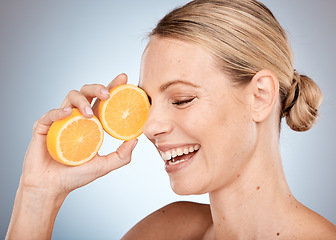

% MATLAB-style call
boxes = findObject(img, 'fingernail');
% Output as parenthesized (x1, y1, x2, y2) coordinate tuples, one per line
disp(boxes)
(100, 88, 110, 96)
(63, 107, 72, 112)
(85, 106, 93, 116)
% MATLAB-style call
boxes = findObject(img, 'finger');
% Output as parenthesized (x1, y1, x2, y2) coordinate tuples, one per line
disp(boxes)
(92, 73, 128, 116)
(79, 84, 110, 103)
(60, 90, 77, 109)
(84, 139, 138, 180)
(107, 73, 128, 90)
(33, 107, 73, 136)
(60, 90, 94, 118)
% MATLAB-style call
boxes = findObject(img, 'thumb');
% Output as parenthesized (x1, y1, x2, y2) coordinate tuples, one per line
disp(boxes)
(94, 138, 138, 178)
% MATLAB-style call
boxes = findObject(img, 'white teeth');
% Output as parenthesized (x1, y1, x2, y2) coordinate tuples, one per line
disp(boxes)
(160, 151, 171, 161)
(172, 150, 177, 158)
(159, 144, 201, 163)
(168, 158, 188, 165)
(176, 148, 183, 156)
(165, 151, 171, 161)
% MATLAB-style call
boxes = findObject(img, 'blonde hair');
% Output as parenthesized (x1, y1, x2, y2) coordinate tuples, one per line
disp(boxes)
(151, 0, 322, 131)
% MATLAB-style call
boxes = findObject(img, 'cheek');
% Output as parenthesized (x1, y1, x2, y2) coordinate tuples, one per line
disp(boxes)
(200, 102, 256, 179)
(171, 105, 208, 134)
(167, 103, 256, 194)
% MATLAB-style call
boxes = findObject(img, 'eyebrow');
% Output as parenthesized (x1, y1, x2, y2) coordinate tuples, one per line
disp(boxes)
(159, 80, 200, 91)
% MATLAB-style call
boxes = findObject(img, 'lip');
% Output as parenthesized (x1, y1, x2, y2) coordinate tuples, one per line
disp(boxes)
(156, 143, 198, 152)
(164, 147, 200, 173)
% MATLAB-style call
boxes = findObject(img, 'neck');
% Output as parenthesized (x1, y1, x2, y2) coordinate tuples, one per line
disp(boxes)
(208, 136, 297, 239)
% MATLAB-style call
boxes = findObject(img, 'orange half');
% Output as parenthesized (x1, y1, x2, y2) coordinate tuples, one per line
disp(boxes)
(97, 84, 150, 141)
(47, 108, 104, 166)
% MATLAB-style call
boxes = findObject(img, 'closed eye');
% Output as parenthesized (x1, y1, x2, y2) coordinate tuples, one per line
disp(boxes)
(172, 97, 195, 106)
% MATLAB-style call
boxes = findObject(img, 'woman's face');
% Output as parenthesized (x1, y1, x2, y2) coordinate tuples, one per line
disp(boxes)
(139, 36, 257, 195)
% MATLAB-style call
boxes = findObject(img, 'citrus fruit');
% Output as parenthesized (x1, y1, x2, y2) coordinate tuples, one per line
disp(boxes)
(97, 84, 150, 141)
(47, 108, 104, 166)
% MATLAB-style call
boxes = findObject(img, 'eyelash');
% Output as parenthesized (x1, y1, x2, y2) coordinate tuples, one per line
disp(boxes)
(172, 97, 195, 106)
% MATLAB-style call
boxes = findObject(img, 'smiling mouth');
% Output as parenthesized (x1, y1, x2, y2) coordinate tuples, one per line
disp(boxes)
(159, 144, 200, 166)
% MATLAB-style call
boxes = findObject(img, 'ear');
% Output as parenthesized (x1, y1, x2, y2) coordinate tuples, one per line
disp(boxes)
(251, 69, 279, 122)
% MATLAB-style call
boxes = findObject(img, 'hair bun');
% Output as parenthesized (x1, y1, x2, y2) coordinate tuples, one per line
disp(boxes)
(282, 72, 322, 132)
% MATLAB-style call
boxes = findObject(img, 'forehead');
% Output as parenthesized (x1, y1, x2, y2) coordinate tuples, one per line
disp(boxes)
(139, 36, 218, 89)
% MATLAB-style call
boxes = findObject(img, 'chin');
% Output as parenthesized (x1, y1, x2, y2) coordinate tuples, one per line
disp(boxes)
(169, 177, 209, 196)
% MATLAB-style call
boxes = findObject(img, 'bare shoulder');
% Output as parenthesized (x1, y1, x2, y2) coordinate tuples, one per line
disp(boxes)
(294, 204, 336, 239)
(305, 212, 336, 239)
(122, 201, 212, 240)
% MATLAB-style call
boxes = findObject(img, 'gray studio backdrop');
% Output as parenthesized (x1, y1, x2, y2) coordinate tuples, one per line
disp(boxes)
(1, 0, 335, 239)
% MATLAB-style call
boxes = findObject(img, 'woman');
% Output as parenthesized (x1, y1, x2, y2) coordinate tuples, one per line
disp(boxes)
(6, 0, 336, 239)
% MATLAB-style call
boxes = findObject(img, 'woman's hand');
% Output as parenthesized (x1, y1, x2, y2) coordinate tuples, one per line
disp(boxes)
(6, 73, 137, 240)
(22, 73, 136, 197)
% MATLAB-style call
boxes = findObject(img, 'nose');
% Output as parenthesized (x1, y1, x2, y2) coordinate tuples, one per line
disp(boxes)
(143, 106, 174, 141)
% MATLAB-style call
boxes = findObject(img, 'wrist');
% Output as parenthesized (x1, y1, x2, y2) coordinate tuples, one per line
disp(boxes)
(18, 183, 67, 210)
(19, 180, 67, 207)
(6, 182, 67, 240)
(19, 173, 69, 204)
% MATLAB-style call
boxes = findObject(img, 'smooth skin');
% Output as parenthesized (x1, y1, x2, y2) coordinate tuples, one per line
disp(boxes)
(6, 37, 336, 239)
(133, 36, 336, 239)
